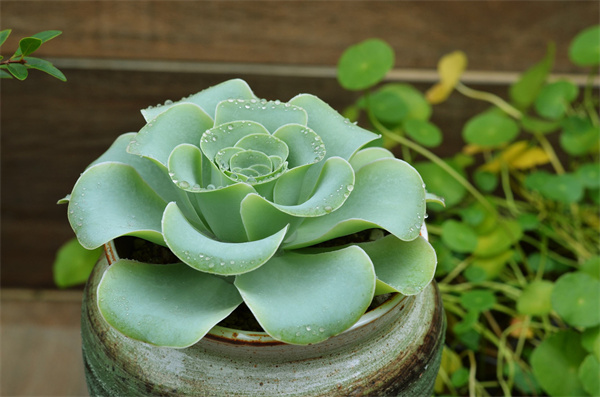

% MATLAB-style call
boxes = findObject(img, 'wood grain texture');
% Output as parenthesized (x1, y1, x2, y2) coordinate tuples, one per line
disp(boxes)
(1, 290, 88, 396)
(2, 0, 598, 72)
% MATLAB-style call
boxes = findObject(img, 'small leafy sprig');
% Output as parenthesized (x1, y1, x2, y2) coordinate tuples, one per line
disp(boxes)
(0, 29, 66, 81)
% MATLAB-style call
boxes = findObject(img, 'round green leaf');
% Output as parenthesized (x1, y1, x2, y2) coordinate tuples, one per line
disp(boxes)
(581, 326, 600, 359)
(462, 112, 520, 147)
(53, 238, 102, 288)
(577, 163, 600, 188)
(414, 160, 467, 209)
(517, 280, 554, 316)
(531, 330, 588, 397)
(552, 272, 600, 327)
(404, 119, 443, 148)
(367, 88, 408, 124)
(579, 354, 600, 396)
(474, 220, 522, 258)
(473, 169, 498, 192)
(337, 38, 395, 91)
(517, 213, 540, 231)
(560, 117, 600, 157)
(373, 83, 432, 121)
(451, 367, 470, 388)
(460, 289, 496, 312)
(521, 115, 560, 135)
(580, 256, 600, 280)
(441, 220, 478, 253)
(569, 25, 600, 67)
(534, 81, 579, 120)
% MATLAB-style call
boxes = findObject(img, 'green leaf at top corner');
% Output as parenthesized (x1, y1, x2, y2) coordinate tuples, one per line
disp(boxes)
(569, 25, 600, 67)
(509, 42, 555, 109)
(337, 38, 395, 91)
(18, 37, 42, 57)
(24, 57, 66, 81)
(7, 63, 28, 80)
(0, 29, 11, 47)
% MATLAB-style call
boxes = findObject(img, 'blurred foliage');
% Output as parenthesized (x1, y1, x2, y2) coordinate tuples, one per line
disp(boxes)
(338, 24, 599, 397)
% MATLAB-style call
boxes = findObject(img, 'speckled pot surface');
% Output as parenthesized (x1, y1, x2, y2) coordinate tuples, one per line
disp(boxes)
(82, 241, 445, 396)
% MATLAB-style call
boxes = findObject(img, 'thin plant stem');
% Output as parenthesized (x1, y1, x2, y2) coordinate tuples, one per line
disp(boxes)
(455, 82, 523, 120)
(533, 132, 565, 175)
(584, 68, 600, 126)
(500, 163, 519, 216)
(468, 350, 478, 397)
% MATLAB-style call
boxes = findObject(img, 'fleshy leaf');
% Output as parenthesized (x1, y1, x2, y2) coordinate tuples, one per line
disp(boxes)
(288, 94, 380, 160)
(357, 235, 436, 295)
(234, 246, 376, 345)
(162, 202, 287, 275)
(128, 103, 214, 167)
(286, 158, 425, 249)
(200, 121, 270, 161)
(90, 134, 209, 233)
(141, 78, 256, 121)
(97, 259, 243, 348)
(68, 162, 167, 249)
(235, 133, 289, 162)
(272, 124, 325, 168)
(242, 156, 355, 221)
(214, 99, 307, 133)
(349, 147, 395, 171)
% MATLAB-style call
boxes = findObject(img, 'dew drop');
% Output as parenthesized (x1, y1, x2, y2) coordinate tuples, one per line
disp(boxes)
(319, 327, 325, 333)
(164, 99, 173, 105)
(228, 124, 234, 130)
(178, 181, 190, 189)
(209, 263, 215, 268)
(347, 184, 354, 192)
(207, 184, 216, 190)
(306, 326, 311, 331)
(324, 205, 333, 213)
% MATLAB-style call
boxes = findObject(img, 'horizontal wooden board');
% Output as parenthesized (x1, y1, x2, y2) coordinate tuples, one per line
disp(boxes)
(2, 67, 510, 288)
(2, 0, 598, 73)
(1, 290, 88, 396)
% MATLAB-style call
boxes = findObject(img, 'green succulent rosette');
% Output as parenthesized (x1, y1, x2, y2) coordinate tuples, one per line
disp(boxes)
(63, 79, 437, 347)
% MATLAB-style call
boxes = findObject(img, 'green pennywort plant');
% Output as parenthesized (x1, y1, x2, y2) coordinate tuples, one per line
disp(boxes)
(0, 29, 66, 81)
(60, 78, 438, 347)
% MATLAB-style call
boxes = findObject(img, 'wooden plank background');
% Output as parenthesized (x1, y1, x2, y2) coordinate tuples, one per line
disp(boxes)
(1, 1, 598, 289)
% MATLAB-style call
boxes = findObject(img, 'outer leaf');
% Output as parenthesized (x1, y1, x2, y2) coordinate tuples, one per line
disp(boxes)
(23, 56, 66, 81)
(163, 202, 288, 275)
(462, 112, 519, 147)
(531, 330, 588, 397)
(337, 38, 394, 91)
(569, 24, 600, 66)
(128, 103, 214, 167)
(234, 246, 376, 345)
(287, 158, 425, 249)
(53, 238, 102, 288)
(510, 43, 555, 109)
(18, 37, 42, 57)
(551, 272, 600, 327)
(288, 94, 380, 161)
(0, 29, 11, 47)
(68, 162, 167, 249)
(215, 99, 307, 133)
(98, 259, 243, 348)
(141, 78, 256, 121)
(357, 235, 436, 295)
(7, 63, 27, 80)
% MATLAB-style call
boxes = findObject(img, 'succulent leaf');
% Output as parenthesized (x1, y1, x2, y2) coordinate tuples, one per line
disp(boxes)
(234, 245, 376, 345)
(162, 202, 288, 275)
(357, 235, 437, 295)
(286, 158, 426, 248)
(214, 99, 308, 133)
(98, 259, 243, 348)
(129, 103, 213, 167)
(288, 94, 380, 160)
(68, 162, 167, 249)
(141, 78, 256, 121)
(64, 79, 436, 347)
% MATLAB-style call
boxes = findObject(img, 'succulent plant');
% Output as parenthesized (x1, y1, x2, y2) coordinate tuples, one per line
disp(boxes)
(62, 79, 438, 347)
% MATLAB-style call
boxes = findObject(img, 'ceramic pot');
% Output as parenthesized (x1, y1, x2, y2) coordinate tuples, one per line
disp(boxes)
(81, 240, 445, 396)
